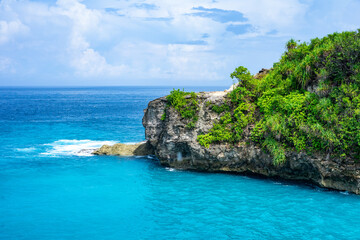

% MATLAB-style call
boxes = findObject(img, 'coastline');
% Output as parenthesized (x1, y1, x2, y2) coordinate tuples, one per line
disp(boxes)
(93, 89, 360, 194)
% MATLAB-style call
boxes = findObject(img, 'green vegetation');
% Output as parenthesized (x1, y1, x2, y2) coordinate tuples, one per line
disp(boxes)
(163, 89, 199, 129)
(211, 104, 230, 114)
(197, 30, 360, 164)
(197, 66, 256, 148)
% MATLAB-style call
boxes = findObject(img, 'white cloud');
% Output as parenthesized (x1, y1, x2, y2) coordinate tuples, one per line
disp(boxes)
(1, 0, 360, 85)
(53, 0, 126, 77)
(71, 48, 126, 77)
(0, 56, 15, 72)
(0, 19, 28, 44)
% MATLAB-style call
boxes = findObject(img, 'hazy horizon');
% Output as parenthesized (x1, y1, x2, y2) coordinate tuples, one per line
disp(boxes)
(0, 84, 231, 87)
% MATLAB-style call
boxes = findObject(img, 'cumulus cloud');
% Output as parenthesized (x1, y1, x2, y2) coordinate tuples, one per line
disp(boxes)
(54, 0, 126, 77)
(1, 0, 360, 85)
(0, 20, 28, 44)
(71, 48, 126, 77)
(0, 56, 14, 72)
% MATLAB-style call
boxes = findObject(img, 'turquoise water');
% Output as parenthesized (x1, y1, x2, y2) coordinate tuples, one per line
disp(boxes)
(1, 87, 360, 240)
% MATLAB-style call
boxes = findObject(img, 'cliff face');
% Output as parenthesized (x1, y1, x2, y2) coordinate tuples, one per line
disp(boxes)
(143, 90, 360, 194)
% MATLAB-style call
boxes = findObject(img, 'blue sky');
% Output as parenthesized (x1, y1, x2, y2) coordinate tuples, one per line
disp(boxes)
(1, 0, 360, 86)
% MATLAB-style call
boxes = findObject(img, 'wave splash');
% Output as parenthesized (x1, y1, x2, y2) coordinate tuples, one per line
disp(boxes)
(16, 147, 37, 152)
(41, 139, 118, 157)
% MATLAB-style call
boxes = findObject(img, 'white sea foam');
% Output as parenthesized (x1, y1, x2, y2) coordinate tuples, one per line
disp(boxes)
(16, 147, 36, 152)
(165, 167, 177, 172)
(41, 139, 118, 157)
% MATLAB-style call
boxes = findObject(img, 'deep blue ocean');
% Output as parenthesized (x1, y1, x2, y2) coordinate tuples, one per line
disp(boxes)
(1, 86, 360, 240)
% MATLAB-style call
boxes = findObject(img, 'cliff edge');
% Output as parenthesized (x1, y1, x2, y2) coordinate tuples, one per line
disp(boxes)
(96, 30, 360, 194)
(142, 89, 360, 194)
(143, 30, 360, 194)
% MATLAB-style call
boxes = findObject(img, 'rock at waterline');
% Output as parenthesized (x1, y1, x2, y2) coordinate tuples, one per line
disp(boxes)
(93, 142, 154, 156)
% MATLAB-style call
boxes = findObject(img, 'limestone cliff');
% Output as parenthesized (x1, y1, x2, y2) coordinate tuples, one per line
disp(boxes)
(142, 90, 360, 194)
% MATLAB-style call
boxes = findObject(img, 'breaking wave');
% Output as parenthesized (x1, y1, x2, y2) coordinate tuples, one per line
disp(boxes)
(41, 139, 118, 157)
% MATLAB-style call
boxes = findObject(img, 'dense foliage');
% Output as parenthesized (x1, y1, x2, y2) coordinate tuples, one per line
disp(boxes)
(198, 30, 360, 164)
(163, 89, 199, 129)
(197, 66, 256, 148)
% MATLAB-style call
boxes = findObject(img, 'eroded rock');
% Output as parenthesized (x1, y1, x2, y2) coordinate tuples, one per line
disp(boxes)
(142, 88, 360, 194)
(93, 142, 154, 156)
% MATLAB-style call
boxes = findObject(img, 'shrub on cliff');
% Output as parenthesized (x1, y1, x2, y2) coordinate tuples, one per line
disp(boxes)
(163, 89, 199, 129)
(197, 67, 257, 147)
(198, 30, 360, 164)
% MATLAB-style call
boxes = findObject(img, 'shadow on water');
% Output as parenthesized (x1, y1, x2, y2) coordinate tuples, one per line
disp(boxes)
(118, 155, 358, 197)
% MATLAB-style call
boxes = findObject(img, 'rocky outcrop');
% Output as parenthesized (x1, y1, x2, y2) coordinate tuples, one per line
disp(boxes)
(93, 142, 154, 156)
(142, 89, 360, 194)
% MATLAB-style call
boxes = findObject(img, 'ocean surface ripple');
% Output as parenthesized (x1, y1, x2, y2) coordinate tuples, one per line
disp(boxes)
(0, 86, 359, 240)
